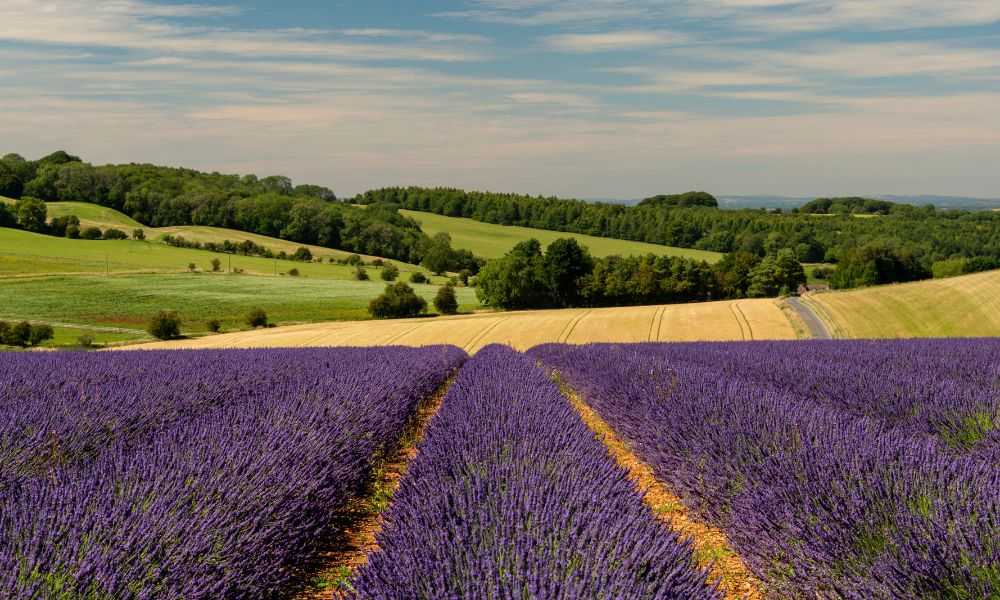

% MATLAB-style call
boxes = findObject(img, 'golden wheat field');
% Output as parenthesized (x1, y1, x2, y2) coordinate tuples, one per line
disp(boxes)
(130, 298, 797, 353)
(806, 270, 1000, 338)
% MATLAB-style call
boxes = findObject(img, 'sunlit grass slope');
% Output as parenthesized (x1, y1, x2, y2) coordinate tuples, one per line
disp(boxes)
(398, 209, 722, 262)
(42, 201, 421, 267)
(806, 270, 1000, 338)
(0, 227, 436, 280)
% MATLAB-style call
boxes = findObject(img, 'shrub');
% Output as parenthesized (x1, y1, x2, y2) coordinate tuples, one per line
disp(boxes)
(381, 264, 400, 281)
(188, 263, 197, 272)
(0, 320, 46, 347)
(9, 321, 31, 346)
(14, 196, 46, 232)
(345, 254, 363, 266)
(206, 319, 222, 333)
(28, 324, 54, 346)
(80, 226, 103, 240)
(434, 284, 459, 315)
(65, 224, 80, 239)
(370, 258, 385, 267)
(291, 247, 313, 262)
(245, 308, 268, 328)
(147, 311, 181, 340)
(103, 228, 128, 240)
(132, 228, 145, 240)
(288, 268, 300, 277)
(48, 215, 80, 237)
(77, 333, 95, 348)
(458, 269, 471, 286)
(368, 283, 428, 319)
(210, 258, 222, 272)
(811, 266, 833, 281)
(355, 266, 369, 281)
(409, 272, 428, 284)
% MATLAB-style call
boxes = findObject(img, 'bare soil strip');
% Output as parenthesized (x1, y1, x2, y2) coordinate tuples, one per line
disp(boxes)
(290, 377, 454, 599)
(561, 386, 763, 599)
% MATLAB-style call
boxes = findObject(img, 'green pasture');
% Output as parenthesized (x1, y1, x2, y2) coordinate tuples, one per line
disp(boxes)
(398, 209, 723, 262)
(39, 201, 429, 271)
(0, 273, 482, 334)
(0, 228, 445, 282)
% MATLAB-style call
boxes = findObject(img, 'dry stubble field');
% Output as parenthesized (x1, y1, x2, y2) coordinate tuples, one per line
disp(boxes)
(132, 298, 796, 353)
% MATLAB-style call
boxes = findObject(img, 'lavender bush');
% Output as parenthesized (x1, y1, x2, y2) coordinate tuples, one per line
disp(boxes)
(530, 340, 1000, 599)
(351, 344, 719, 599)
(0, 346, 465, 598)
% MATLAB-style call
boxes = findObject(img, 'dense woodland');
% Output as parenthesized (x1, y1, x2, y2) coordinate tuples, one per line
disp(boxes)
(355, 187, 1000, 281)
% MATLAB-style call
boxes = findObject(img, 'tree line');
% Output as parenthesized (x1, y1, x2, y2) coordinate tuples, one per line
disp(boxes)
(474, 238, 806, 310)
(354, 187, 1000, 284)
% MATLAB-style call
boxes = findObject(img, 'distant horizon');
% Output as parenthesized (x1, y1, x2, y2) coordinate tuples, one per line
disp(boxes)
(3, 1, 999, 197)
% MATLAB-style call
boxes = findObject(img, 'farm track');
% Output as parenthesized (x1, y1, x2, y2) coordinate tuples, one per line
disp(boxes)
(291, 376, 455, 599)
(560, 385, 762, 600)
(784, 296, 832, 339)
(0, 316, 147, 335)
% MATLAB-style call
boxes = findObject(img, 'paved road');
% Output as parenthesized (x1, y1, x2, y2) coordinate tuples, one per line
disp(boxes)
(786, 296, 832, 340)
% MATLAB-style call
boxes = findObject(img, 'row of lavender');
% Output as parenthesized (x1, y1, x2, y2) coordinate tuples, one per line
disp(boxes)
(350, 345, 720, 598)
(0, 347, 466, 598)
(626, 339, 1000, 460)
(530, 340, 1000, 599)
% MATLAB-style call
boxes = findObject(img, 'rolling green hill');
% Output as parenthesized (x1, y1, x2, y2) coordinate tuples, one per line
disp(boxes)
(0, 227, 437, 281)
(42, 201, 419, 267)
(398, 209, 722, 262)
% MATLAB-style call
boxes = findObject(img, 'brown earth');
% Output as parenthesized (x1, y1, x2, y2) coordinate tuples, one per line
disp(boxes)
(563, 388, 763, 600)
(290, 378, 453, 599)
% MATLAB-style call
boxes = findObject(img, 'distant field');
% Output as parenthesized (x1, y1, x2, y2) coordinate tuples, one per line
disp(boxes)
(399, 209, 722, 262)
(0, 227, 441, 281)
(42, 201, 425, 268)
(0, 273, 481, 333)
(806, 270, 1000, 338)
(130, 298, 795, 353)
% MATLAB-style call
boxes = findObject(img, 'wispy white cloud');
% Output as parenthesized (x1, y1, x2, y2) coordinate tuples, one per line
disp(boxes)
(1, 0, 492, 62)
(543, 30, 688, 52)
(2, 0, 1000, 197)
(447, 0, 1000, 31)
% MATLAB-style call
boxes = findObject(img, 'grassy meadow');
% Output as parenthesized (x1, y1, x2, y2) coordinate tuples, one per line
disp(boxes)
(0, 227, 443, 281)
(44, 201, 405, 266)
(398, 209, 723, 262)
(1, 272, 481, 334)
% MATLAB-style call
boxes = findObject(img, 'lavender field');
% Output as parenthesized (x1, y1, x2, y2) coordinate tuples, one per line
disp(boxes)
(531, 339, 1000, 599)
(1, 340, 997, 599)
(351, 345, 718, 598)
(0, 347, 465, 597)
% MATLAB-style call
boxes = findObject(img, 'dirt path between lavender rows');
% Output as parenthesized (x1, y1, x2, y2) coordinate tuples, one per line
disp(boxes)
(291, 377, 454, 599)
(562, 387, 764, 600)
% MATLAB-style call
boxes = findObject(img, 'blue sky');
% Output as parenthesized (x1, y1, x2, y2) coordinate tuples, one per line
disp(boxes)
(2, 1, 999, 198)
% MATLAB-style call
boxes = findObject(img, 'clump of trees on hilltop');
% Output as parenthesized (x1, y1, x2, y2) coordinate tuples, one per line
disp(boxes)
(0, 151, 483, 273)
